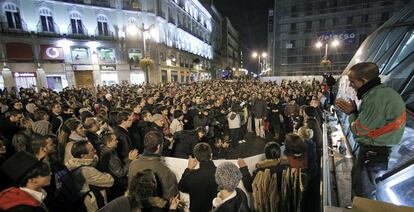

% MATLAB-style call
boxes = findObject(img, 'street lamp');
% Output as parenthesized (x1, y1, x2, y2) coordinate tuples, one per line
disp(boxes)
(128, 23, 157, 83)
(316, 39, 340, 72)
(252, 51, 267, 73)
(316, 39, 340, 61)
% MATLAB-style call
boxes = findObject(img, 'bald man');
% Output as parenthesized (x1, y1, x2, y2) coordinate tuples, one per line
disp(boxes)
(336, 62, 406, 199)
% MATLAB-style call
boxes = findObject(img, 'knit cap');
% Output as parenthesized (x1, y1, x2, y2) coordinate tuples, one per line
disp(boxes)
(215, 162, 242, 191)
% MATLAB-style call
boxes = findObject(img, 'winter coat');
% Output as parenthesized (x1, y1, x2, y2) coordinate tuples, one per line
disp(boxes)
(12, 129, 34, 153)
(86, 131, 101, 153)
(253, 99, 267, 119)
(98, 196, 169, 212)
(63, 133, 88, 166)
(113, 126, 133, 162)
(178, 161, 218, 212)
(349, 84, 406, 146)
(0, 187, 47, 212)
(67, 157, 114, 212)
(98, 147, 130, 178)
(0, 118, 20, 144)
(172, 131, 199, 159)
(49, 113, 63, 135)
(227, 112, 241, 129)
(212, 188, 249, 212)
(169, 119, 184, 135)
(284, 103, 300, 118)
(128, 154, 179, 200)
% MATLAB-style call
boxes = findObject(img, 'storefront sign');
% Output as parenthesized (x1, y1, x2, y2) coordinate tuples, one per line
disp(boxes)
(72, 65, 93, 70)
(6, 43, 33, 60)
(41, 45, 64, 60)
(317, 30, 357, 45)
(100, 65, 116, 70)
(71, 47, 90, 63)
(13, 72, 36, 78)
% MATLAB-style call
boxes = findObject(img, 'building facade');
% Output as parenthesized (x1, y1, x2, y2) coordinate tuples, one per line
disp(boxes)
(202, 0, 241, 78)
(0, 0, 213, 90)
(222, 17, 240, 76)
(269, 0, 410, 76)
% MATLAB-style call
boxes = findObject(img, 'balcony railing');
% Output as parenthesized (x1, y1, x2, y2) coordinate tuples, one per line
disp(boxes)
(1, 20, 28, 33)
(36, 20, 60, 35)
(95, 27, 114, 39)
(55, 0, 112, 7)
(67, 23, 88, 37)
(89, 0, 111, 7)
(55, 0, 84, 3)
(122, 0, 142, 11)
(157, 10, 166, 19)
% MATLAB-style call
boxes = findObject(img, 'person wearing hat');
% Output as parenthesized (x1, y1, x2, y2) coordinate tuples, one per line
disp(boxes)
(25, 103, 37, 121)
(212, 162, 249, 211)
(0, 151, 51, 212)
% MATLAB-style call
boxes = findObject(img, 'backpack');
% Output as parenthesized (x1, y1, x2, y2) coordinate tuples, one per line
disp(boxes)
(55, 166, 90, 212)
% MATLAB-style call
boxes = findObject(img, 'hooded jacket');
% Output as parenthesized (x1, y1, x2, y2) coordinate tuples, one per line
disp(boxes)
(66, 157, 114, 212)
(0, 187, 46, 212)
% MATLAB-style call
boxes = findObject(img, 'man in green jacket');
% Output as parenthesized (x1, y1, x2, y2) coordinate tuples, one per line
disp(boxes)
(336, 62, 406, 199)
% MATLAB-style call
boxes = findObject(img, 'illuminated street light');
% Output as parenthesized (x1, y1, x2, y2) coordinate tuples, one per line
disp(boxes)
(252, 51, 267, 73)
(331, 39, 340, 47)
(315, 41, 323, 48)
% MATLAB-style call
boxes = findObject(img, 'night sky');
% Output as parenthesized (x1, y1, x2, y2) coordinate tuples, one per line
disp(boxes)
(215, 0, 275, 73)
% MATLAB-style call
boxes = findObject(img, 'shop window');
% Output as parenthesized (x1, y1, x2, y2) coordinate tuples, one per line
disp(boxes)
(46, 75, 67, 92)
(71, 47, 90, 63)
(14, 72, 37, 89)
(97, 15, 109, 36)
(171, 71, 178, 82)
(39, 8, 55, 32)
(70, 12, 84, 34)
(97, 48, 115, 64)
(130, 71, 145, 85)
(128, 48, 142, 63)
(161, 70, 168, 83)
(101, 72, 118, 86)
(4, 3, 22, 29)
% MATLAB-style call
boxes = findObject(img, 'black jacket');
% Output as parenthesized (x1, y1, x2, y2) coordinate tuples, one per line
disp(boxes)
(113, 126, 133, 162)
(178, 161, 218, 212)
(213, 188, 249, 212)
(49, 113, 63, 135)
(86, 131, 101, 153)
(172, 131, 199, 159)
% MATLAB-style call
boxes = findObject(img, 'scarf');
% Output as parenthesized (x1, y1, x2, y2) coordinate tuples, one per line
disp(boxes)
(356, 77, 381, 100)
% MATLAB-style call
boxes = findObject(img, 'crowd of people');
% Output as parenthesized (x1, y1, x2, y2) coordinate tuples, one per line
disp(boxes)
(0, 78, 331, 212)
